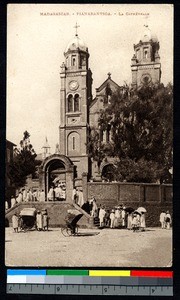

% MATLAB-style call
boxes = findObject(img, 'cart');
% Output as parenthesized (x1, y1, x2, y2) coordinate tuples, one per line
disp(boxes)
(19, 208, 37, 231)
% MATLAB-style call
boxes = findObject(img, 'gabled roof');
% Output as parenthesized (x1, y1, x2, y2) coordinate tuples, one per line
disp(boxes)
(96, 76, 121, 93)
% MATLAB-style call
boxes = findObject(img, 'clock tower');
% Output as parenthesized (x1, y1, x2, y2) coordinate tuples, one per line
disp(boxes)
(59, 25, 92, 183)
(131, 25, 161, 88)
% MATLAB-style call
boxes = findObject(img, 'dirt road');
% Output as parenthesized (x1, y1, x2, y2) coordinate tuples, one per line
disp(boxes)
(5, 227, 172, 267)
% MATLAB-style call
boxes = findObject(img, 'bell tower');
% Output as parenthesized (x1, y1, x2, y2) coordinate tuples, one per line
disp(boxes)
(59, 24, 92, 182)
(131, 25, 161, 88)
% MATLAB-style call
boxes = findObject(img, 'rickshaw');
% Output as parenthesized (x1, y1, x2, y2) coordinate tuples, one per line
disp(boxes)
(19, 208, 37, 231)
(61, 209, 83, 237)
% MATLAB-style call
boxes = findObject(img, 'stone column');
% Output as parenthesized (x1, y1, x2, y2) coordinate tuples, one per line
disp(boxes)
(39, 170, 45, 192)
(45, 171, 49, 201)
(82, 172, 88, 201)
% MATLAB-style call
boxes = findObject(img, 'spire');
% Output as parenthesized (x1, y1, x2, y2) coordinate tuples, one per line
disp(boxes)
(74, 22, 80, 36)
(43, 136, 50, 148)
(42, 136, 51, 159)
(55, 143, 60, 154)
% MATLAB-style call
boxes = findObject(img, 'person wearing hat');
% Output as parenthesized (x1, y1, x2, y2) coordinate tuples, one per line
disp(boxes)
(132, 212, 141, 232)
(42, 209, 49, 231)
(159, 211, 166, 229)
(114, 207, 121, 228)
(121, 207, 126, 228)
(91, 197, 98, 217)
(110, 209, 115, 228)
(99, 205, 106, 228)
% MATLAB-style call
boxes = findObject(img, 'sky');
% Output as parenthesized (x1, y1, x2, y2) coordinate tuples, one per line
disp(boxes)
(7, 4, 173, 154)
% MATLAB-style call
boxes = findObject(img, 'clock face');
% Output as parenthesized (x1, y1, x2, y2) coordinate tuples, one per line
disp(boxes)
(141, 73, 152, 85)
(69, 80, 79, 91)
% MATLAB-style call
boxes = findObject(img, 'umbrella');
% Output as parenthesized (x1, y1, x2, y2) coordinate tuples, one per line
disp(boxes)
(133, 210, 141, 215)
(137, 207, 147, 213)
(125, 207, 134, 213)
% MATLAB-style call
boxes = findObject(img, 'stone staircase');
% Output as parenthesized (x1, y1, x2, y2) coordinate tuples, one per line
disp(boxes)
(5, 201, 93, 228)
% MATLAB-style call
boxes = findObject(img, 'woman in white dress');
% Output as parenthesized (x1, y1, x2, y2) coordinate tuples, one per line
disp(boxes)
(36, 211, 43, 231)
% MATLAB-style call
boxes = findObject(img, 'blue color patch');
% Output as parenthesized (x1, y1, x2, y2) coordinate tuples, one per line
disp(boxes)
(7, 269, 46, 276)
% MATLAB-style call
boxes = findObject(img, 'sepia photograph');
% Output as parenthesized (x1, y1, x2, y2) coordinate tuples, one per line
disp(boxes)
(5, 4, 173, 267)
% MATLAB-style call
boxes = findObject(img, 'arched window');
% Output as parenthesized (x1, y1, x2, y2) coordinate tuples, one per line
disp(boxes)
(67, 132, 80, 155)
(67, 94, 73, 112)
(102, 164, 116, 182)
(143, 48, 148, 59)
(72, 55, 76, 66)
(74, 94, 80, 112)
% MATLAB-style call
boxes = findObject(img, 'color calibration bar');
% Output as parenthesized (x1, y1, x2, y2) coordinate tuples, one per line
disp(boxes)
(7, 269, 173, 296)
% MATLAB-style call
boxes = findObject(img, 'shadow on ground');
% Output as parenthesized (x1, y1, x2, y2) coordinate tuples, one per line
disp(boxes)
(75, 232, 100, 237)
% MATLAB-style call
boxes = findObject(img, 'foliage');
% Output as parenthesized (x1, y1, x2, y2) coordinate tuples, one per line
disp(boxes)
(88, 83, 173, 183)
(7, 131, 38, 189)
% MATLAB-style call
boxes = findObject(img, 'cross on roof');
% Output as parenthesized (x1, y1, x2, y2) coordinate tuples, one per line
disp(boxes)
(107, 72, 111, 79)
(74, 22, 80, 36)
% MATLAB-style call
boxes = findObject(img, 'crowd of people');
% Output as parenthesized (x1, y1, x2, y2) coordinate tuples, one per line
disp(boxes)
(12, 209, 49, 233)
(73, 193, 172, 232)
(47, 181, 66, 201)
(90, 202, 147, 232)
(8, 189, 46, 209)
(10, 185, 172, 233)
(6, 182, 67, 210)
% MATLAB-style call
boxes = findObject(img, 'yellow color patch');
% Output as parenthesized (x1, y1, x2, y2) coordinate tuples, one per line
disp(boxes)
(89, 270, 131, 277)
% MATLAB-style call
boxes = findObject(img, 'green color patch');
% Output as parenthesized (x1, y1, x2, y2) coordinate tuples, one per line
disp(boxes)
(47, 270, 89, 276)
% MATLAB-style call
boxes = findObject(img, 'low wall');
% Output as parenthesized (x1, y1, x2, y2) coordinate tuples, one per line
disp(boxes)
(85, 182, 172, 227)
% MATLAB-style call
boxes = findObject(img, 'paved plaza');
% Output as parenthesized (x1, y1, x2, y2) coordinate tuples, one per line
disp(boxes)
(5, 227, 172, 267)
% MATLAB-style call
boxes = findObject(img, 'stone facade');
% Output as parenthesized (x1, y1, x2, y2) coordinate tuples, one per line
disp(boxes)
(26, 26, 163, 200)
(58, 26, 161, 184)
(131, 26, 161, 88)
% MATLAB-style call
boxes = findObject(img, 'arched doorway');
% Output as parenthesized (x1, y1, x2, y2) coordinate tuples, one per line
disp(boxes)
(101, 164, 116, 182)
(41, 154, 74, 202)
(48, 160, 66, 190)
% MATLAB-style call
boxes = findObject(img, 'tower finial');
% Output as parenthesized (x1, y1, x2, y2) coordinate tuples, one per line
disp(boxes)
(107, 72, 111, 79)
(74, 22, 80, 36)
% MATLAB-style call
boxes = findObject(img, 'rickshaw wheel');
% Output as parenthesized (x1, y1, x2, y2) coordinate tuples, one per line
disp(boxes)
(74, 225, 78, 234)
(61, 227, 72, 237)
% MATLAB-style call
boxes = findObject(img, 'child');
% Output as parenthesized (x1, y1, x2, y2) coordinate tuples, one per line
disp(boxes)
(132, 212, 140, 232)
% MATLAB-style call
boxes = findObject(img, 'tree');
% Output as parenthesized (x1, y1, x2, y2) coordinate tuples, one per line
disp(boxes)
(88, 83, 173, 183)
(7, 131, 39, 189)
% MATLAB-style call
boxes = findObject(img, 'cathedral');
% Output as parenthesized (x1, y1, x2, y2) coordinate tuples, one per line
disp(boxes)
(38, 25, 161, 200)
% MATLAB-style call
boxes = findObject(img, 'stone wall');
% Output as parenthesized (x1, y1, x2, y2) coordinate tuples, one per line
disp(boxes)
(85, 182, 172, 227)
